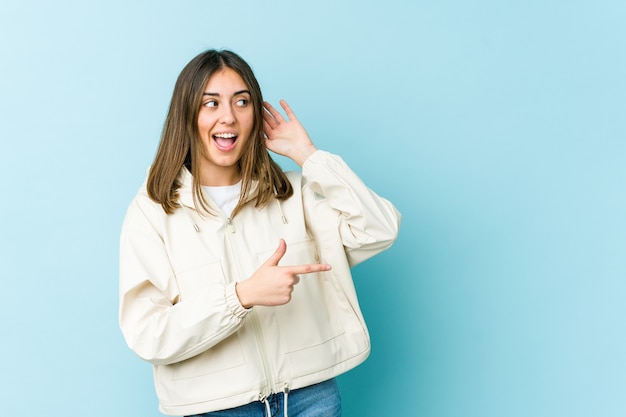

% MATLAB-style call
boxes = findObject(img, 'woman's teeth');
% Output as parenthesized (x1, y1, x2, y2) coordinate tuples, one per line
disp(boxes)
(213, 133, 238, 150)
(214, 133, 237, 139)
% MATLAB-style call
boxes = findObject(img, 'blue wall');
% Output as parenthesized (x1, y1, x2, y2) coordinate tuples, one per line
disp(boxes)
(1, 1, 624, 416)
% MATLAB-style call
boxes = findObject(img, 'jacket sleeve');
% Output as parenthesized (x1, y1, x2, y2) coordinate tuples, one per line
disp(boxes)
(301, 150, 401, 267)
(118, 198, 249, 366)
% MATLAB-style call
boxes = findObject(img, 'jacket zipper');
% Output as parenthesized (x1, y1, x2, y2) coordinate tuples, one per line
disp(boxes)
(226, 217, 236, 233)
(222, 215, 277, 398)
(250, 310, 277, 398)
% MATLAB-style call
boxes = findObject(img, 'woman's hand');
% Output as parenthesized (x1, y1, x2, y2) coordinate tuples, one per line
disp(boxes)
(263, 100, 318, 166)
(235, 239, 332, 308)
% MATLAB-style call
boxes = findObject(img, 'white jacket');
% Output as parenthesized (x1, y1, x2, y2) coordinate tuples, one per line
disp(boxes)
(119, 150, 401, 416)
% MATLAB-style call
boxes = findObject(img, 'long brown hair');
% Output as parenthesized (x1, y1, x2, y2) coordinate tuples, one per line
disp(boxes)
(147, 49, 293, 216)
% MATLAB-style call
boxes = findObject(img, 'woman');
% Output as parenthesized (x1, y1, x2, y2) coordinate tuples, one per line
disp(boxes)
(119, 49, 401, 417)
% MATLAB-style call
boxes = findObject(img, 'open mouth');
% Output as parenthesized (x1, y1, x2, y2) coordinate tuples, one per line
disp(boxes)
(213, 132, 238, 152)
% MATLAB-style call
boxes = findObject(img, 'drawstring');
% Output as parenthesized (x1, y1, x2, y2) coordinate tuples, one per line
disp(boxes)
(276, 199, 288, 224)
(181, 205, 200, 232)
(283, 383, 290, 417)
(260, 394, 272, 417)
(259, 384, 290, 417)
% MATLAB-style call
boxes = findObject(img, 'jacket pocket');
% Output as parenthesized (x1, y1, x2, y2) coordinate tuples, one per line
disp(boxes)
(169, 334, 246, 380)
(257, 239, 346, 352)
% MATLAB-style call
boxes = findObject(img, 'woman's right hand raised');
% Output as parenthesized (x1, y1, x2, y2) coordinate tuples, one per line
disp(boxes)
(235, 239, 331, 309)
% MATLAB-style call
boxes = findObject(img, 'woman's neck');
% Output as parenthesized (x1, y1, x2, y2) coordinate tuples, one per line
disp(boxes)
(199, 167, 241, 187)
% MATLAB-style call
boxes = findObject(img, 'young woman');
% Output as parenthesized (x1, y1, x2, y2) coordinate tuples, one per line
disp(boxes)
(119, 49, 401, 417)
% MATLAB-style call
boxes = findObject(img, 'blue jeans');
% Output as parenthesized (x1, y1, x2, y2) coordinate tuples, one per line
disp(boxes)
(187, 378, 341, 417)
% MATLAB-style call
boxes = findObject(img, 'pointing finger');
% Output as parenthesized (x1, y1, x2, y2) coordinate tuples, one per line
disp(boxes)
(288, 263, 332, 276)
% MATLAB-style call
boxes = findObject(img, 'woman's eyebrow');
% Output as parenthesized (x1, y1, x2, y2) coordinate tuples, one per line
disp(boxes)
(202, 89, 251, 96)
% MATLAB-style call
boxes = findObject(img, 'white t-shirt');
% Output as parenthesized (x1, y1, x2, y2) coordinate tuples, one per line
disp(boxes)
(202, 182, 242, 218)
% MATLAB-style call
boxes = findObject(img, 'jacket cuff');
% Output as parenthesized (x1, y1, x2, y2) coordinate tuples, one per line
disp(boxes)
(224, 281, 250, 319)
(301, 149, 326, 171)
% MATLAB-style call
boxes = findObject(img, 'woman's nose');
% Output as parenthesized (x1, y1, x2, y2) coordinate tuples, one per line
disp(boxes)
(219, 104, 235, 124)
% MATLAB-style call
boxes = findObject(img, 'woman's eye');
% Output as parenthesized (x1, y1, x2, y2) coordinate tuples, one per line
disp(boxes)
(204, 100, 218, 108)
(236, 99, 249, 107)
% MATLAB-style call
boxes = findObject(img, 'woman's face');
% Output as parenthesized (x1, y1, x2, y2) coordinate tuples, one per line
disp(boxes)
(197, 67, 254, 186)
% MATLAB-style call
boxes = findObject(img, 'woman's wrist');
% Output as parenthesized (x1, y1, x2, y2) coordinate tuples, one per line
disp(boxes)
(292, 144, 317, 167)
(235, 282, 253, 309)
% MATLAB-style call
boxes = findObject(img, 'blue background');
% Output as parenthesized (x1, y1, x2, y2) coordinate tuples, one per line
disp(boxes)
(1, 1, 624, 416)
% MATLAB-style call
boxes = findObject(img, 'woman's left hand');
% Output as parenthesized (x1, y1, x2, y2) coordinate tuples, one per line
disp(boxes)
(263, 100, 317, 167)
